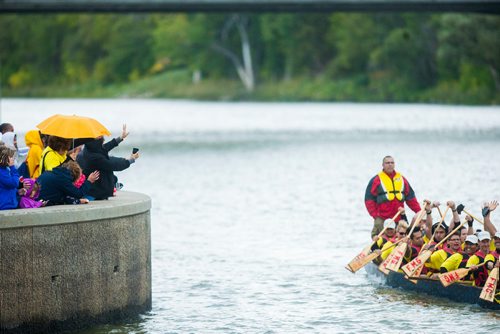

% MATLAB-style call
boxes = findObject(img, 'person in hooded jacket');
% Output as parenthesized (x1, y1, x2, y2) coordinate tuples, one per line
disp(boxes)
(19, 178, 44, 208)
(39, 136, 72, 173)
(25, 130, 46, 178)
(38, 160, 99, 205)
(1, 132, 24, 169)
(77, 125, 139, 200)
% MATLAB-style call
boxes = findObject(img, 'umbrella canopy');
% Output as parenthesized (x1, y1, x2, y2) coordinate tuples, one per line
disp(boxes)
(37, 114, 111, 139)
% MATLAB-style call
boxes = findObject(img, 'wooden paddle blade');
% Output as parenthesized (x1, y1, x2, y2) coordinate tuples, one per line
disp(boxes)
(348, 250, 381, 273)
(438, 268, 469, 287)
(480, 267, 499, 302)
(385, 243, 407, 272)
(407, 265, 424, 284)
(378, 253, 393, 275)
(347, 245, 372, 268)
(346, 246, 371, 272)
(401, 250, 432, 277)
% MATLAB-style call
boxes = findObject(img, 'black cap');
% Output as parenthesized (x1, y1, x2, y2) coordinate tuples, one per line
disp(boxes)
(432, 222, 449, 235)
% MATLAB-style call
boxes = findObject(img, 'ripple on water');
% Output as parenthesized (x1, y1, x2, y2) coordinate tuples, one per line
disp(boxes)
(6, 101, 500, 333)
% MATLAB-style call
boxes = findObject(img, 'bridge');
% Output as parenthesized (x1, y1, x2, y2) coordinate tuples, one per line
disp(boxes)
(1, 0, 499, 14)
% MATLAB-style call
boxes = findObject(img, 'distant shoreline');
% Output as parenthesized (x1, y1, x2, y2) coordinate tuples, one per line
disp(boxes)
(3, 70, 499, 105)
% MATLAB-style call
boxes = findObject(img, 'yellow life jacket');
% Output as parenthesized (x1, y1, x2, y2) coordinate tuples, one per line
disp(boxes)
(378, 171, 404, 201)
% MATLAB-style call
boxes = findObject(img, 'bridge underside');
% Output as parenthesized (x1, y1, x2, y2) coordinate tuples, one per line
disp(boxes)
(1, 1, 499, 14)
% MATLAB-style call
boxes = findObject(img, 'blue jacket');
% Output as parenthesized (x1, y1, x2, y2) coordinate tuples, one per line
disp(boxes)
(38, 166, 90, 205)
(0, 166, 19, 210)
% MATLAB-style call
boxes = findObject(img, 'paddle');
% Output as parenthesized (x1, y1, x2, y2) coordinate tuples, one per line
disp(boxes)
(346, 211, 402, 272)
(385, 202, 429, 273)
(347, 250, 382, 273)
(402, 207, 467, 278)
(348, 235, 405, 273)
(438, 262, 486, 287)
(379, 239, 408, 274)
(379, 205, 428, 275)
(456, 204, 484, 225)
(480, 267, 499, 302)
(436, 206, 443, 217)
(403, 206, 450, 284)
(378, 237, 409, 274)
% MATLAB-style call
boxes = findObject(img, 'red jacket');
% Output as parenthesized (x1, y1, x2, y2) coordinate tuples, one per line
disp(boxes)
(365, 170, 421, 220)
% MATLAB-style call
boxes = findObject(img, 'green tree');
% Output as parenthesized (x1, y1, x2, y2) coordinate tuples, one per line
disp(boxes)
(94, 15, 154, 83)
(369, 14, 438, 92)
(437, 14, 500, 92)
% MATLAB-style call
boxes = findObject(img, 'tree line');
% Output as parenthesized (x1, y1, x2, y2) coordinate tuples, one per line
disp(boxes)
(0, 13, 498, 103)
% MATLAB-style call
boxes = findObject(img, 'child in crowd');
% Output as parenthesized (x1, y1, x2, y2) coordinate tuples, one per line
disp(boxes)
(37, 160, 99, 206)
(0, 146, 20, 210)
(19, 178, 45, 209)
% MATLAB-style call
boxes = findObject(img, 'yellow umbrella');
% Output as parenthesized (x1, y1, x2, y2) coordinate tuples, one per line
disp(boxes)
(37, 114, 111, 139)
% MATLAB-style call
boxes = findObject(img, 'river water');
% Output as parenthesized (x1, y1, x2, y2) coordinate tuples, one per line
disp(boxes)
(2, 99, 500, 333)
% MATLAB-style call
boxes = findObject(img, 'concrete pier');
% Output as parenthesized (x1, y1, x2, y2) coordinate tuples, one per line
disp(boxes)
(0, 191, 152, 333)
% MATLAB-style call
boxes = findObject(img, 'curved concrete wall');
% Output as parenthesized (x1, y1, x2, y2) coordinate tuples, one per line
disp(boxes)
(0, 191, 152, 333)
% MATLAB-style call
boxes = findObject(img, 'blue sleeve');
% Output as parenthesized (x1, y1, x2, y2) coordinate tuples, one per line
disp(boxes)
(0, 167, 19, 189)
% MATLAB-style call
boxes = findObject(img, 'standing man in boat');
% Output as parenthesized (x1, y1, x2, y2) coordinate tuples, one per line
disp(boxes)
(365, 156, 421, 240)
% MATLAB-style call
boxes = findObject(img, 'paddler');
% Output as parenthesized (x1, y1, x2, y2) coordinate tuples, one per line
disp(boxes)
(466, 231, 496, 287)
(425, 232, 463, 276)
(371, 219, 397, 262)
(440, 235, 478, 273)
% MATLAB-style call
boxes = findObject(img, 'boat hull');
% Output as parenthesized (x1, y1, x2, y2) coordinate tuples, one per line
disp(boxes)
(365, 263, 500, 310)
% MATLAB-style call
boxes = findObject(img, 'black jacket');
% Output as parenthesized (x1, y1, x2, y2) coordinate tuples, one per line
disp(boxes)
(38, 167, 90, 205)
(77, 137, 131, 200)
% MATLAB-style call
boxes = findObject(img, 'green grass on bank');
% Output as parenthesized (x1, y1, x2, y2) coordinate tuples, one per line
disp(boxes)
(3, 69, 499, 105)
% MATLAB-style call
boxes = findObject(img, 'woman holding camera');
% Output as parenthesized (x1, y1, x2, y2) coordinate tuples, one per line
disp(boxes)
(77, 125, 139, 200)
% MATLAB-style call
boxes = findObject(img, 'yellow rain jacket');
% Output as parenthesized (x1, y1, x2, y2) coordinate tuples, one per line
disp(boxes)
(40, 146, 67, 173)
(25, 130, 44, 178)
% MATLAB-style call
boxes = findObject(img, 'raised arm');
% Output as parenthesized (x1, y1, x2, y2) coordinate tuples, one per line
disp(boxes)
(424, 201, 434, 239)
(447, 201, 460, 231)
(483, 200, 498, 236)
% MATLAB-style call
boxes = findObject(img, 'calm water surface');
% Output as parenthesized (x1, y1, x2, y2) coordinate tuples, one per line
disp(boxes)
(3, 99, 500, 333)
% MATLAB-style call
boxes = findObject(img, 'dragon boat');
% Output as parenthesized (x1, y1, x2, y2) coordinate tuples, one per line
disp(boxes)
(364, 263, 500, 310)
